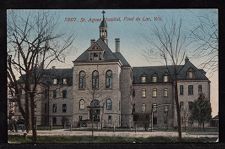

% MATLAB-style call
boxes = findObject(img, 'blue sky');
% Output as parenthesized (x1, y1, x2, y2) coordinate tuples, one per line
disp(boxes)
(7, 9, 218, 116)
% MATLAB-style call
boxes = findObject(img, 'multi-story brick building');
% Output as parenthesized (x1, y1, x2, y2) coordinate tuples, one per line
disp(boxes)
(12, 11, 210, 129)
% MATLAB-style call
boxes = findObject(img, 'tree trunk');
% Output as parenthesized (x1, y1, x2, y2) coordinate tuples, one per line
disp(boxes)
(24, 85, 30, 133)
(174, 80, 182, 141)
(202, 122, 205, 131)
(30, 93, 37, 143)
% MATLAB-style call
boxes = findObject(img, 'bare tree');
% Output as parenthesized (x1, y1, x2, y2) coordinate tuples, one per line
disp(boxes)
(143, 19, 189, 141)
(7, 10, 74, 142)
(190, 12, 218, 76)
(181, 107, 189, 132)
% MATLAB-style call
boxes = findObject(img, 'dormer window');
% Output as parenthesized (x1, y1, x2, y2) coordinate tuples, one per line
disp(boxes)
(152, 73, 158, 82)
(163, 75, 168, 82)
(187, 68, 194, 79)
(53, 79, 58, 85)
(141, 76, 146, 83)
(163, 73, 169, 82)
(63, 78, 67, 85)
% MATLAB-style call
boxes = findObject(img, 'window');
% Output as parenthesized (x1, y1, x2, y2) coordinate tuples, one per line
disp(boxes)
(53, 117, 57, 125)
(79, 99, 85, 110)
(164, 106, 169, 113)
(152, 103, 157, 112)
(152, 88, 157, 97)
(53, 79, 58, 85)
(188, 85, 194, 95)
(152, 76, 157, 82)
(180, 85, 184, 95)
(163, 75, 169, 82)
(142, 103, 146, 112)
(141, 76, 146, 83)
(92, 70, 99, 89)
(93, 52, 99, 60)
(90, 53, 93, 61)
(62, 90, 67, 98)
(198, 85, 202, 94)
(63, 78, 67, 85)
(106, 98, 112, 110)
(187, 68, 194, 79)
(79, 71, 86, 89)
(153, 117, 157, 125)
(108, 115, 112, 124)
(52, 104, 57, 113)
(62, 104, 67, 113)
(141, 88, 146, 98)
(164, 88, 168, 97)
(188, 101, 194, 111)
(53, 90, 57, 98)
(106, 70, 113, 89)
(44, 89, 48, 98)
(44, 103, 47, 113)
(180, 101, 184, 110)
(119, 101, 120, 111)
(132, 89, 136, 97)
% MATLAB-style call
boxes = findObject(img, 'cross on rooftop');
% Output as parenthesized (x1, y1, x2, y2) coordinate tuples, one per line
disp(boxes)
(102, 10, 105, 18)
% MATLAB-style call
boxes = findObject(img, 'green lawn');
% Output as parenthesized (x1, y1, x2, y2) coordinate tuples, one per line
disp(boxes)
(8, 135, 217, 143)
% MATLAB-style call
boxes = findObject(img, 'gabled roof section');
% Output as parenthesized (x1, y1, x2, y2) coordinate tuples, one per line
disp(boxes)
(113, 52, 131, 67)
(41, 68, 73, 85)
(17, 68, 73, 86)
(87, 42, 104, 51)
(177, 61, 208, 80)
(133, 61, 209, 84)
(133, 65, 179, 83)
(42, 68, 73, 78)
(74, 38, 118, 63)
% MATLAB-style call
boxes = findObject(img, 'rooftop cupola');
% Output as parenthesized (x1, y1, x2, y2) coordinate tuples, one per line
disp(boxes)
(99, 10, 108, 44)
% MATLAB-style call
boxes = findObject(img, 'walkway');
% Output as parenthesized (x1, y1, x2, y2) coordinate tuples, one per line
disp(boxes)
(8, 129, 218, 138)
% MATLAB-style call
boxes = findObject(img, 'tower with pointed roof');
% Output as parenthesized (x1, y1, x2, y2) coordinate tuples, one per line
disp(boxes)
(99, 10, 108, 44)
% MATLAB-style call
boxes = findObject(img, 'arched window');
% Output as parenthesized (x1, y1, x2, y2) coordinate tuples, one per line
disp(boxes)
(92, 70, 99, 89)
(106, 98, 112, 110)
(79, 71, 86, 89)
(79, 99, 85, 110)
(105, 70, 112, 89)
(187, 68, 194, 79)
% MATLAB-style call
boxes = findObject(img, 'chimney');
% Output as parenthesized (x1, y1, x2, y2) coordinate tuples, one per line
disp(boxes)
(115, 38, 120, 52)
(90, 39, 95, 46)
(185, 56, 189, 64)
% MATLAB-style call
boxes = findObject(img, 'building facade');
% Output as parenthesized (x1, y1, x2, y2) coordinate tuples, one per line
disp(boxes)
(11, 12, 210, 129)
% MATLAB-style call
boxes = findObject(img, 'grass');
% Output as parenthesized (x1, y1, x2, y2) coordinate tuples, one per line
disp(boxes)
(8, 135, 217, 144)
(68, 127, 218, 133)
